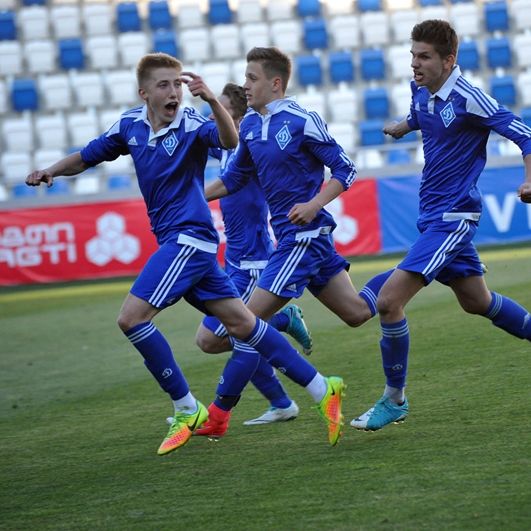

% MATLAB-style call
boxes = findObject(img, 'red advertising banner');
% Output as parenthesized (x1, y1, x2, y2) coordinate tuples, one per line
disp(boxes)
(0, 181, 381, 286)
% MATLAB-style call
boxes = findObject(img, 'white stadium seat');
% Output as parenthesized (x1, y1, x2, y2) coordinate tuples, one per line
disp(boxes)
(211, 24, 241, 60)
(390, 9, 419, 44)
(102, 155, 133, 177)
(67, 111, 99, 148)
(0, 41, 22, 76)
(391, 83, 412, 117)
(511, 0, 531, 32)
(270, 20, 302, 55)
(50, 5, 81, 39)
(83, 3, 113, 36)
(180, 28, 210, 62)
(118, 32, 149, 68)
(514, 33, 531, 69)
(388, 44, 413, 81)
(71, 71, 106, 108)
(74, 175, 100, 195)
(35, 114, 68, 150)
(0, 79, 7, 115)
(1, 152, 32, 184)
(231, 59, 248, 85)
(327, 84, 358, 123)
(327, 122, 356, 155)
(39, 74, 72, 111)
(329, 16, 360, 50)
(177, 1, 204, 28)
(201, 62, 231, 96)
(517, 70, 531, 106)
(99, 108, 127, 133)
(237, 0, 263, 23)
(241, 23, 271, 51)
(322, 0, 353, 16)
(18, 6, 49, 41)
(34, 149, 64, 172)
(2, 116, 34, 152)
(86, 35, 118, 70)
(104, 70, 139, 106)
(357, 148, 384, 170)
(361, 12, 390, 47)
(25, 39, 55, 74)
(296, 88, 327, 117)
(266, 0, 294, 21)
(419, 6, 448, 23)
(0, 183, 8, 201)
(450, 2, 480, 38)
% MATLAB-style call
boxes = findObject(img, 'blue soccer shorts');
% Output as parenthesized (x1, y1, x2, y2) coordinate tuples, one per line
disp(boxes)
(131, 239, 239, 311)
(398, 219, 484, 285)
(257, 230, 349, 298)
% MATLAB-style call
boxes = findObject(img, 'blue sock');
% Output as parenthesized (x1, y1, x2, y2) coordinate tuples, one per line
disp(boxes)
(202, 315, 226, 336)
(250, 356, 292, 409)
(380, 318, 409, 389)
(125, 322, 189, 400)
(268, 311, 290, 332)
(484, 291, 531, 340)
(359, 269, 394, 317)
(239, 318, 317, 387)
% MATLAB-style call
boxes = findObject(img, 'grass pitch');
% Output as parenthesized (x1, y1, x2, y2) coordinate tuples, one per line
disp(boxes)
(1, 247, 530, 530)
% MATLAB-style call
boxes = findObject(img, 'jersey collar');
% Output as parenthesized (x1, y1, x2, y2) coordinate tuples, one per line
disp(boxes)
(247, 97, 296, 117)
(432, 65, 462, 101)
(135, 104, 185, 142)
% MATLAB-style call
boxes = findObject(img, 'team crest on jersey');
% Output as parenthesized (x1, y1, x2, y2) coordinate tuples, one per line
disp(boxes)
(162, 131, 178, 156)
(275, 124, 292, 150)
(440, 102, 456, 128)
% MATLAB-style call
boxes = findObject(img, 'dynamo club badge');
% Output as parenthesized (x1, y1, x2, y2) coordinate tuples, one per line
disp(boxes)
(162, 131, 179, 156)
(440, 102, 456, 128)
(275, 124, 292, 150)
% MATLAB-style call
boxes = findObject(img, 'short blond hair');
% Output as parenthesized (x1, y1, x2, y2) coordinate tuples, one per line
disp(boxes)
(246, 47, 291, 92)
(136, 53, 183, 87)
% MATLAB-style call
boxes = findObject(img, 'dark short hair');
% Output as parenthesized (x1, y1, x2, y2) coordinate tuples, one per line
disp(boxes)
(246, 47, 291, 92)
(222, 83, 247, 119)
(136, 53, 182, 87)
(411, 19, 458, 59)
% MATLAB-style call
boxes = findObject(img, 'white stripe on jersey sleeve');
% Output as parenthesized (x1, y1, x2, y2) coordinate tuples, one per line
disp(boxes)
(454, 78, 498, 118)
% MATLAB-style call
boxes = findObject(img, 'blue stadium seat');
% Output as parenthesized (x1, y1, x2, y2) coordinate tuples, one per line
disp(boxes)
(116, 2, 141, 32)
(521, 108, 531, 128)
(387, 148, 411, 165)
(108, 174, 131, 190)
(149, 1, 172, 30)
(360, 49, 385, 80)
(485, 1, 509, 32)
(360, 120, 385, 146)
(358, 0, 382, 11)
(22, 0, 46, 5)
(486, 37, 512, 68)
(153, 30, 178, 57)
(297, 0, 321, 17)
(12, 184, 38, 198)
(11, 79, 39, 111)
(296, 55, 322, 86)
(418, 0, 443, 5)
(45, 180, 70, 195)
(396, 129, 418, 143)
(458, 40, 480, 71)
(208, 0, 232, 24)
(329, 51, 354, 83)
(0, 11, 16, 40)
(363, 87, 389, 119)
(58, 39, 84, 70)
(490, 75, 516, 106)
(303, 19, 328, 50)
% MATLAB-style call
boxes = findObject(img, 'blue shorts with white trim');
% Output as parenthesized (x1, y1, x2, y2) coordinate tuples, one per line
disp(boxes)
(398, 219, 484, 285)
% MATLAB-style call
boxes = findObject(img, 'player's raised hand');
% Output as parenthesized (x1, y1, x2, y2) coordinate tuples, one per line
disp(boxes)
(383, 120, 407, 139)
(181, 71, 215, 103)
(517, 181, 531, 203)
(288, 201, 321, 226)
(26, 169, 54, 187)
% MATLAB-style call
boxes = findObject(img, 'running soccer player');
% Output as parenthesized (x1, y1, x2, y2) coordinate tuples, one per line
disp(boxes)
(25, 53, 346, 452)
(203, 47, 394, 442)
(350, 20, 531, 431)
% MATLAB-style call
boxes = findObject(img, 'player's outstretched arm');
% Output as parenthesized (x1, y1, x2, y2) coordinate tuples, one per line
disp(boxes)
(205, 178, 230, 201)
(25, 151, 90, 188)
(383, 118, 412, 139)
(517, 154, 531, 203)
(181, 71, 238, 149)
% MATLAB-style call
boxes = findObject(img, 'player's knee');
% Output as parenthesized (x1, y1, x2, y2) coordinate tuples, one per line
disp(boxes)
(376, 293, 400, 318)
(341, 298, 372, 327)
(116, 312, 134, 332)
(195, 331, 226, 354)
(459, 300, 486, 315)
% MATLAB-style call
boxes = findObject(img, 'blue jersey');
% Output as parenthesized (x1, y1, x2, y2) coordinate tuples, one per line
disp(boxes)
(407, 65, 531, 224)
(221, 98, 356, 242)
(210, 147, 273, 267)
(81, 105, 224, 246)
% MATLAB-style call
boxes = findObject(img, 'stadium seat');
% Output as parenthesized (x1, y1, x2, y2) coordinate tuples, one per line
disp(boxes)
(180, 28, 210, 61)
(514, 33, 531, 69)
(419, 0, 443, 5)
(388, 44, 413, 80)
(50, 5, 81, 39)
(209, 0, 233, 24)
(296, 88, 326, 116)
(0, 10, 16, 40)
(0, 41, 22, 75)
(0, 79, 6, 114)
(418, 5, 448, 23)
(104, 70, 138, 106)
(231, 59, 248, 84)
(0, 183, 8, 201)
(241, 23, 270, 50)
(201, 62, 231, 96)
(2, 116, 33, 151)
(35, 114, 68, 150)
(490, 75, 516, 106)
(211, 24, 241, 59)
(296, 55, 322, 87)
(149, 1, 173, 30)
(153, 30, 179, 57)
(329, 51, 354, 83)
(74, 175, 100, 195)
(517, 71, 531, 106)
(83, 3, 112, 36)
(1, 152, 32, 184)
(327, 84, 358, 122)
(116, 2, 141, 32)
(387, 148, 412, 165)
(12, 183, 38, 198)
(108, 174, 132, 190)
(360, 11, 390, 46)
(358, 0, 382, 12)
(71, 72, 106, 108)
(266, 0, 294, 21)
(297, 0, 320, 17)
(450, 2, 480, 37)
(359, 120, 385, 146)
(39, 74, 72, 111)
(270, 20, 302, 54)
(511, 0, 531, 31)
(357, 148, 384, 170)
(67, 111, 99, 148)
(45, 178, 70, 195)
(104, 155, 133, 178)
(118, 32, 149, 67)
(360, 49, 385, 80)
(25, 39, 55, 74)
(485, 1, 509, 32)
(390, 83, 412, 116)
(11, 79, 38, 112)
(34, 149, 64, 174)
(329, 15, 360, 49)
(177, 2, 204, 28)
(86, 35, 118, 70)
(390, 9, 419, 43)
(99, 107, 125, 132)
(58, 38, 84, 70)
(237, 0, 263, 23)
(18, 6, 48, 40)
(458, 40, 480, 71)
(303, 18, 328, 50)
(464, 71, 485, 91)
(363, 87, 389, 119)
(327, 122, 355, 154)
(486, 37, 512, 69)
(520, 107, 531, 128)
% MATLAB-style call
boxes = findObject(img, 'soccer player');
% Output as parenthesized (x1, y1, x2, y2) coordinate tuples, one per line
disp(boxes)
(25, 53, 346, 452)
(194, 83, 312, 435)
(203, 47, 394, 440)
(350, 20, 531, 431)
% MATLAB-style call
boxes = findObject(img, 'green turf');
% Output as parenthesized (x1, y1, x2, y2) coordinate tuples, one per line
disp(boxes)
(1, 249, 530, 530)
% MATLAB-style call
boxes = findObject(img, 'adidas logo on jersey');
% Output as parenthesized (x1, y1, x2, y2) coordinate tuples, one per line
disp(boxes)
(245, 131, 254, 140)
(285, 283, 297, 292)
(128, 136, 138, 146)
